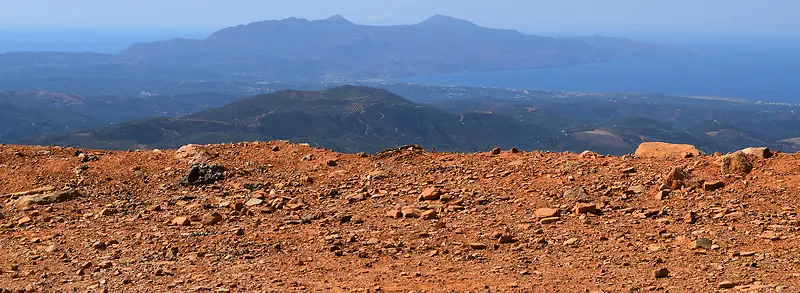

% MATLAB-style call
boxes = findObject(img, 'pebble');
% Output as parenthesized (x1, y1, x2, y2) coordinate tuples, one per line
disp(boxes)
(691, 238, 713, 250)
(17, 217, 32, 225)
(703, 181, 725, 191)
(469, 243, 488, 250)
(92, 241, 107, 250)
(245, 198, 264, 207)
(201, 212, 223, 225)
(498, 235, 515, 244)
(534, 208, 559, 218)
(420, 187, 441, 201)
(540, 217, 560, 224)
(718, 281, 735, 289)
(574, 203, 598, 215)
(421, 210, 438, 220)
(491, 148, 501, 155)
(654, 267, 669, 278)
(172, 217, 191, 226)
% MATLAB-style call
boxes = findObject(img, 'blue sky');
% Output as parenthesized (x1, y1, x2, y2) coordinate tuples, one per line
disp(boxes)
(1, 0, 798, 35)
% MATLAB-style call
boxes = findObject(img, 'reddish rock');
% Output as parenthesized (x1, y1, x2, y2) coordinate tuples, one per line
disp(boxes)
(703, 181, 725, 191)
(534, 208, 559, 218)
(635, 142, 700, 158)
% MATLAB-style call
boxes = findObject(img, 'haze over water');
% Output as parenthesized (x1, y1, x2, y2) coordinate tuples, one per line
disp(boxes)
(400, 36, 800, 104)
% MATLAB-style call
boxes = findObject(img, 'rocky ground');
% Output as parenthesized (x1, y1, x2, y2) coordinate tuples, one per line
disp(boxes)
(0, 142, 799, 292)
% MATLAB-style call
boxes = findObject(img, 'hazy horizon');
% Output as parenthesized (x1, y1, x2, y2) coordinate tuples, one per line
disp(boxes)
(1, 0, 799, 36)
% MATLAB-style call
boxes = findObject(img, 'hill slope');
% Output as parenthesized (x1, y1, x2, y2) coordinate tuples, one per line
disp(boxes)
(0, 91, 238, 143)
(31, 86, 536, 152)
(0, 142, 797, 291)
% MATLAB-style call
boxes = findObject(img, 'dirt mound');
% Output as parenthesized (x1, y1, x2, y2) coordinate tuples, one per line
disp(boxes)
(0, 141, 797, 292)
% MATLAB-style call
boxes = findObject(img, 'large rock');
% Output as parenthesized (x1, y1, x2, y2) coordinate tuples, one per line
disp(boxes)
(634, 142, 700, 158)
(175, 144, 215, 165)
(740, 147, 773, 159)
(15, 189, 80, 208)
(180, 163, 225, 186)
(716, 151, 753, 174)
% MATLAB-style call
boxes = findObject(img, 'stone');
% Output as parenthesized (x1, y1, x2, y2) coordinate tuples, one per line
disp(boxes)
(326, 159, 338, 167)
(498, 235, 515, 244)
(683, 211, 698, 224)
(491, 147, 501, 155)
(234, 228, 245, 236)
(563, 187, 590, 202)
(540, 217, 560, 224)
(92, 241, 107, 250)
(703, 181, 725, 191)
(563, 238, 578, 246)
(691, 238, 713, 250)
(621, 167, 636, 174)
(655, 190, 670, 200)
(760, 231, 779, 240)
(401, 207, 422, 218)
(534, 208, 559, 218)
(180, 163, 225, 186)
(15, 189, 80, 208)
(664, 167, 690, 190)
(574, 203, 598, 215)
(17, 217, 32, 225)
(245, 198, 264, 207)
(171, 217, 191, 226)
(201, 212, 222, 225)
(718, 281, 736, 289)
(647, 245, 664, 253)
(366, 238, 380, 245)
(420, 187, 441, 201)
(740, 147, 773, 159)
(469, 243, 488, 250)
(421, 210, 438, 220)
(271, 146, 280, 152)
(716, 151, 753, 174)
(635, 142, 700, 158)
(45, 244, 59, 253)
(625, 184, 646, 195)
(175, 144, 214, 165)
(386, 209, 402, 218)
(510, 147, 520, 153)
(654, 267, 669, 278)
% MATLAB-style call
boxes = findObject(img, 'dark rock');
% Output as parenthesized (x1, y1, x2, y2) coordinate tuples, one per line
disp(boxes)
(180, 163, 225, 186)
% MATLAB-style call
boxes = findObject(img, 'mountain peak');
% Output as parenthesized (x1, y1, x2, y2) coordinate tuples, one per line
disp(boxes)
(321, 15, 354, 25)
(416, 15, 478, 28)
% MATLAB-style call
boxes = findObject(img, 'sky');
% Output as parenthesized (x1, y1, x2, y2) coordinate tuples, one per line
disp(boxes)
(1, 0, 798, 35)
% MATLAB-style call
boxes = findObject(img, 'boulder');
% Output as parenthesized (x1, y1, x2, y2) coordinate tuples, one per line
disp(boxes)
(634, 142, 700, 158)
(175, 144, 214, 165)
(180, 163, 225, 186)
(716, 151, 753, 174)
(740, 147, 773, 159)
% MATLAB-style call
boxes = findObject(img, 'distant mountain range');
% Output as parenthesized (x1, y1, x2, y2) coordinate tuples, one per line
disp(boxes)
(24, 85, 800, 154)
(0, 15, 692, 83)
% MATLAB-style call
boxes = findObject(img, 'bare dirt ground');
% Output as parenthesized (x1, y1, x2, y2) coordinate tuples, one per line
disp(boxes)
(0, 142, 799, 292)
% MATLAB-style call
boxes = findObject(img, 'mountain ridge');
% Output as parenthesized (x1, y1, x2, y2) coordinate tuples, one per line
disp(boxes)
(0, 15, 692, 82)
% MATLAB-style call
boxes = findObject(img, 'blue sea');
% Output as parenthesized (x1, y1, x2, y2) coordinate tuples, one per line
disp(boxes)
(0, 28, 211, 54)
(399, 35, 800, 103)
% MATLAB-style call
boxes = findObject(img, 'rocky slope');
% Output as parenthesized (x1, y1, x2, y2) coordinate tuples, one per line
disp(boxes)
(0, 142, 798, 292)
